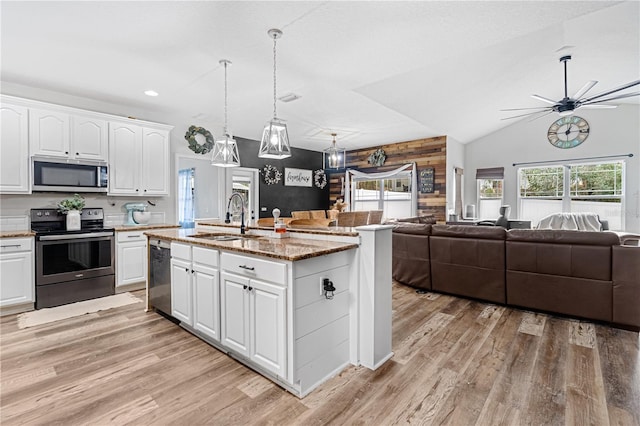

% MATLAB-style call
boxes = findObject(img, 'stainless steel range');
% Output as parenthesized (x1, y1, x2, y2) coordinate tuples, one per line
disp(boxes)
(31, 208, 115, 309)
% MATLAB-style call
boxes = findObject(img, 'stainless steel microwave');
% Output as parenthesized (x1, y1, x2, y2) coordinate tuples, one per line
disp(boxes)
(32, 156, 108, 192)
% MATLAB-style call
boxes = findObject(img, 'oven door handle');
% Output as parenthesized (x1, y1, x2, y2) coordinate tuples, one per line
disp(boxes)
(39, 232, 114, 241)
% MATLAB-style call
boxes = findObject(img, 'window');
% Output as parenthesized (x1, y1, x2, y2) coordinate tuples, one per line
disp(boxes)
(477, 179, 503, 219)
(476, 167, 504, 219)
(178, 168, 195, 228)
(353, 175, 412, 219)
(347, 164, 416, 220)
(518, 161, 624, 229)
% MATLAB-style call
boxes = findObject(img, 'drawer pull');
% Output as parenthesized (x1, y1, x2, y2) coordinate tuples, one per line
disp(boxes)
(1, 244, 22, 249)
(127, 235, 142, 238)
(238, 265, 255, 271)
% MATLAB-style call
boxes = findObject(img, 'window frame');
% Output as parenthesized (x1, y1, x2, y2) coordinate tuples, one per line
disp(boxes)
(517, 160, 625, 229)
(476, 178, 504, 219)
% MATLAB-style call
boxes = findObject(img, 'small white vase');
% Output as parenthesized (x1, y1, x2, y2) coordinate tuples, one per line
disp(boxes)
(66, 210, 81, 231)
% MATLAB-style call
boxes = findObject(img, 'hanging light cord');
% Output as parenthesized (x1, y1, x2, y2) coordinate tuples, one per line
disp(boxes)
(223, 61, 228, 136)
(272, 34, 278, 119)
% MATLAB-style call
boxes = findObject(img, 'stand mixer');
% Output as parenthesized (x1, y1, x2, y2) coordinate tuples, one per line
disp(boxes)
(123, 202, 149, 225)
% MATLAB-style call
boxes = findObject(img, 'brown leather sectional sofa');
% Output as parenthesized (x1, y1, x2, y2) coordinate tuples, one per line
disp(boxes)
(391, 224, 640, 330)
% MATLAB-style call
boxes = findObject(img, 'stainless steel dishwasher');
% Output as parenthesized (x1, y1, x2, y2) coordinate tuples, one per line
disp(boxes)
(149, 239, 172, 316)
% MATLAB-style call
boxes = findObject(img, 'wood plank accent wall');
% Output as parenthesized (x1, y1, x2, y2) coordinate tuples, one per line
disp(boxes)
(328, 136, 447, 222)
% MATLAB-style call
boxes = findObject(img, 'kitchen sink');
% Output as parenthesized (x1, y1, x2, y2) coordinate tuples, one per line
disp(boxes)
(192, 233, 262, 242)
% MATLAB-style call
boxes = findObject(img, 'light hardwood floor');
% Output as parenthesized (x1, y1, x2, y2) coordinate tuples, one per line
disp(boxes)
(1, 283, 638, 425)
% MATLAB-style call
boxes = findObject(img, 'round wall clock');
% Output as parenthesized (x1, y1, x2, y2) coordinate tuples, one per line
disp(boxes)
(547, 116, 590, 149)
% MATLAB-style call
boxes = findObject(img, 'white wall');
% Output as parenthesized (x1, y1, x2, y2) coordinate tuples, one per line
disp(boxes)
(463, 104, 640, 232)
(445, 136, 465, 215)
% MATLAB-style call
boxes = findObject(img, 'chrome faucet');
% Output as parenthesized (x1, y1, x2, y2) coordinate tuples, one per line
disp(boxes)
(225, 192, 246, 234)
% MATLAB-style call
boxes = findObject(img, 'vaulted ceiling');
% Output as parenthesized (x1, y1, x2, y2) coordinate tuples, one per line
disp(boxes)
(1, 1, 638, 151)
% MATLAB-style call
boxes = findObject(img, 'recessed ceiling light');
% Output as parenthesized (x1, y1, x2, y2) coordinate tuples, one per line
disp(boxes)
(144, 90, 159, 97)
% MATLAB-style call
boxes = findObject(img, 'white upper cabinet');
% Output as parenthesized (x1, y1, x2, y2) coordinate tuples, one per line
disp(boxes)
(109, 121, 170, 196)
(29, 108, 70, 158)
(109, 122, 142, 195)
(71, 115, 108, 161)
(0, 102, 30, 193)
(1, 95, 172, 196)
(141, 127, 170, 196)
(30, 108, 108, 162)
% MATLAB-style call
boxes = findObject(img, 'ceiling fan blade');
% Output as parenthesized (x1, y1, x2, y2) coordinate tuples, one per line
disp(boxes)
(531, 94, 557, 105)
(581, 91, 639, 104)
(527, 110, 555, 122)
(500, 107, 551, 111)
(573, 80, 598, 100)
(581, 104, 617, 109)
(580, 79, 640, 103)
(501, 109, 552, 120)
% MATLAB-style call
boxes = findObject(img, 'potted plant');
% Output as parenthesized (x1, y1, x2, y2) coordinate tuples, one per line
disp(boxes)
(57, 194, 85, 230)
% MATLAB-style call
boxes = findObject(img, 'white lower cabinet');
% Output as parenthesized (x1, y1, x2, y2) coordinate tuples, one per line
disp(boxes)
(167, 240, 357, 397)
(0, 237, 34, 311)
(171, 243, 220, 342)
(220, 271, 286, 377)
(116, 231, 147, 288)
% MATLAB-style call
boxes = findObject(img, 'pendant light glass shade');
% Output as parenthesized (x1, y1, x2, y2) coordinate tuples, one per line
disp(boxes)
(259, 118, 291, 159)
(323, 133, 345, 170)
(212, 59, 241, 167)
(258, 29, 292, 160)
(211, 134, 240, 167)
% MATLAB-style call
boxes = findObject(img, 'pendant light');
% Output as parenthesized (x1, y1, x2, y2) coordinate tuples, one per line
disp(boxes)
(323, 133, 346, 170)
(211, 59, 241, 167)
(258, 28, 291, 159)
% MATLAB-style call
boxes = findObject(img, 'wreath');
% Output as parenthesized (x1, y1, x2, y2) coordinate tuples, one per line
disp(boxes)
(368, 148, 387, 167)
(185, 125, 214, 154)
(314, 169, 327, 189)
(262, 164, 282, 185)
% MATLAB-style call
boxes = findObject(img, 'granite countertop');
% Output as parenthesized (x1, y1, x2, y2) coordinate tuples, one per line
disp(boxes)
(0, 230, 35, 238)
(114, 223, 181, 232)
(196, 220, 360, 237)
(0, 229, 36, 238)
(144, 228, 359, 261)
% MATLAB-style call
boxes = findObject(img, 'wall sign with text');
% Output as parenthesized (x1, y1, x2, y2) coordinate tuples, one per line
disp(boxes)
(284, 168, 313, 187)
(419, 167, 435, 193)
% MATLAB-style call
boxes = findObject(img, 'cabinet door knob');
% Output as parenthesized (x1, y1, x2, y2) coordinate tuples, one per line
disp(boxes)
(136, 189, 139, 192)
(243, 284, 248, 290)
(65, 151, 69, 154)
(76, 152, 79, 155)
(184, 267, 189, 272)
(248, 286, 253, 292)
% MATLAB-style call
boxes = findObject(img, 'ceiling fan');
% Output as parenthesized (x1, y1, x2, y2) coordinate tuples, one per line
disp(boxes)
(502, 55, 640, 120)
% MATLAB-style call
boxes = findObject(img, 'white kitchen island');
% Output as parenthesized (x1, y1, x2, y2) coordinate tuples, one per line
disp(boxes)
(144, 222, 393, 397)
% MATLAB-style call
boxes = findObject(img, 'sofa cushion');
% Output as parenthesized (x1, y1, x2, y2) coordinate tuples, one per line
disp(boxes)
(507, 241, 613, 281)
(392, 223, 432, 235)
(432, 224, 507, 240)
(506, 229, 619, 281)
(394, 215, 436, 224)
(507, 229, 620, 245)
(430, 227, 506, 304)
